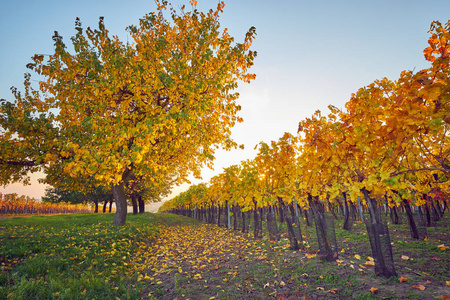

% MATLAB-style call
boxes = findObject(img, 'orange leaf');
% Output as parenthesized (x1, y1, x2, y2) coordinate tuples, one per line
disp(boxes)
(369, 287, 378, 294)
(431, 256, 441, 261)
(412, 284, 426, 290)
(398, 276, 408, 283)
(435, 296, 450, 300)
(327, 288, 338, 294)
(305, 253, 317, 259)
(425, 280, 432, 285)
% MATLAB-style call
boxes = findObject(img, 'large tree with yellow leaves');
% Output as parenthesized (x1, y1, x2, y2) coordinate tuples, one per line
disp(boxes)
(0, 0, 256, 225)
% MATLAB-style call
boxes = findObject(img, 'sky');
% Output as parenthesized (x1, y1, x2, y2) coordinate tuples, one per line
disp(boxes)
(1, 0, 449, 211)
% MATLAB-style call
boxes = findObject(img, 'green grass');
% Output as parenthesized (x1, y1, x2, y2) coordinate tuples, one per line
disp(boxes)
(0, 213, 158, 300)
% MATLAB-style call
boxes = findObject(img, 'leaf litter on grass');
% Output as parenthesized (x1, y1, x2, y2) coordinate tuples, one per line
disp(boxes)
(138, 214, 450, 300)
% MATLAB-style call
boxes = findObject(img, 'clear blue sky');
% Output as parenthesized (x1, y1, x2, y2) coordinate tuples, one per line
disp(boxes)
(1, 0, 449, 203)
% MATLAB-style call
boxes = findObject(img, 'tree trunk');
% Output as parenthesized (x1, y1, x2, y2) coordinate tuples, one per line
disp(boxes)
(289, 203, 303, 245)
(138, 196, 145, 213)
(253, 199, 261, 238)
(217, 205, 222, 227)
(390, 204, 400, 224)
(304, 207, 311, 227)
(112, 182, 128, 226)
(103, 200, 108, 213)
(233, 205, 238, 230)
(403, 199, 419, 239)
(241, 208, 247, 233)
(424, 202, 432, 227)
(278, 197, 299, 250)
(267, 206, 280, 241)
(362, 188, 397, 278)
(94, 201, 99, 213)
(131, 194, 138, 215)
(308, 194, 338, 261)
(109, 200, 113, 212)
(328, 200, 338, 220)
(430, 199, 441, 223)
(343, 192, 352, 230)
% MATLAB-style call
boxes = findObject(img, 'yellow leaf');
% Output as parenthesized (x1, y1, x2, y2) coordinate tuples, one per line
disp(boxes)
(412, 284, 426, 290)
(369, 287, 378, 294)
(365, 261, 375, 266)
(354, 254, 361, 260)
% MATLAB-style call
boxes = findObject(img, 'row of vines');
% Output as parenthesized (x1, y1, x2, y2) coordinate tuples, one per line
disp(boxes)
(0, 193, 93, 215)
(159, 20, 450, 278)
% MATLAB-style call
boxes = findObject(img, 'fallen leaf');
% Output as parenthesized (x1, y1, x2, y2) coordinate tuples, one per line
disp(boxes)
(412, 284, 426, 290)
(369, 287, 378, 294)
(401, 255, 410, 260)
(424, 236, 428, 241)
(365, 261, 375, 266)
(435, 296, 450, 299)
(306, 253, 317, 259)
(446, 281, 450, 287)
(279, 281, 286, 287)
(319, 275, 324, 279)
(327, 288, 338, 293)
(437, 244, 448, 251)
(425, 280, 432, 285)
(398, 276, 408, 283)
(264, 282, 270, 288)
(316, 287, 324, 291)
(341, 248, 345, 253)
(354, 254, 361, 260)
(431, 256, 441, 261)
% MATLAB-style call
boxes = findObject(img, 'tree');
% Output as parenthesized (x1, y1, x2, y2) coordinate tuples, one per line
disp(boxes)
(0, 0, 256, 225)
(42, 184, 111, 213)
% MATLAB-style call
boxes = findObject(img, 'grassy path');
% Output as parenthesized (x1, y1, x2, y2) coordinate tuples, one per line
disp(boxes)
(1, 212, 449, 299)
